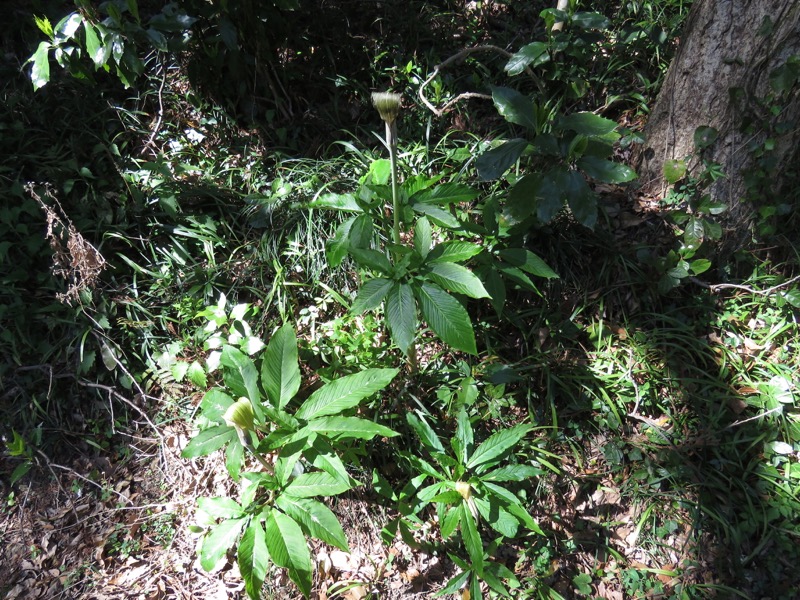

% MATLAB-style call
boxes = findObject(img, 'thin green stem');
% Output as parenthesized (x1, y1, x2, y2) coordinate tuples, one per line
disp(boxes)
(387, 120, 401, 248)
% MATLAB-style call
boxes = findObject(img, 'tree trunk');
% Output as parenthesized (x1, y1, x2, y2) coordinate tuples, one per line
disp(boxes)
(636, 0, 800, 240)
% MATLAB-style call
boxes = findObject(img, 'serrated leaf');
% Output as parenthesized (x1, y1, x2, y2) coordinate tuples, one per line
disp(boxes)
(182, 425, 236, 458)
(474, 496, 519, 537)
(412, 183, 480, 205)
(436, 570, 471, 597)
(284, 471, 351, 498)
(416, 283, 477, 354)
(276, 495, 349, 551)
(200, 517, 246, 571)
(482, 482, 543, 534)
(454, 408, 474, 465)
(414, 217, 432, 258)
(239, 520, 269, 600)
(497, 248, 558, 279)
(326, 216, 357, 267)
(440, 505, 462, 539)
(34, 15, 53, 38)
(559, 112, 617, 136)
(577, 156, 637, 183)
(482, 464, 543, 482)
(307, 416, 398, 440)
(505, 41, 549, 76)
(351, 278, 392, 314)
(490, 86, 538, 130)
(428, 262, 490, 299)
(476, 138, 529, 181)
(386, 283, 416, 354)
(198, 497, 245, 519)
(460, 502, 484, 575)
(30, 41, 51, 90)
(296, 368, 398, 421)
(171, 360, 189, 382)
(83, 22, 106, 68)
(427, 241, 483, 263)
(309, 192, 362, 212)
(226, 438, 244, 480)
(262, 324, 300, 410)
(264, 510, 313, 598)
(466, 423, 532, 471)
(407, 412, 446, 454)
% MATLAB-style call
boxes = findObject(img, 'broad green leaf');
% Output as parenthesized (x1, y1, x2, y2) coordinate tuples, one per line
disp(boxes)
(349, 214, 374, 249)
(427, 241, 483, 264)
(440, 505, 462, 539)
(498, 248, 558, 279)
(533, 170, 566, 223)
(572, 11, 610, 29)
(499, 266, 537, 291)
(182, 425, 236, 458)
(307, 416, 398, 440)
(505, 41, 549, 76)
(782, 288, 800, 308)
(407, 412, 446, 454)
(349, 248, 392, 275)
(466, 423, 532, 471)
(411, 203, 460, 229)
(460, 502, 484, 576)
(482, 266, 506, 315)
(30, 41, 51, 91)
(453, 408, 474, 465)
(414, 217, 432, 258)
(558, 112, 617, 136)
(226, 438, 244, 480)
(663, 159, 687, 184)
(309, 192, 362, 212)
(474, 496, 519, 538)
(690, 259, 712, 275)
(187, 361, 207, 388)
(507, 173, 542, 219)
(200, 389, 234, 422)
(285, 471, 351, 498)
(684, 217, 705, 245)
(428, 263, 490, 299)
(200, 517, 246, 571)
(83, 22, 105, 68)
(415, 283, 477, 355)
(412, 183, 480, 205)
(416, 481, 448, 503)
(262, 323, 301, 410)
(276, 495, 349, 551)
(482, 482, 543, 534)
(366, 158, 391, 184)
(306, 438, 353, 483)
(239, 520, 269, 600)
(327, 216, 357, 267)
(564, 171, 598, 229)
(436, 570, 471, 597)
(221, 345, 261, 407)
(198, 497, 245, 519)
(296, 368, 398, 421)
(490, 86, 538, 130)
(476, 138, 529, 181)
(577, 156, 637, 183)
(386, 283, 416, 355)
(34, 15, 53, 38)
(482, 464, 543, 482)
(350, 278, 392, 314)
(264, 510, 313, 598)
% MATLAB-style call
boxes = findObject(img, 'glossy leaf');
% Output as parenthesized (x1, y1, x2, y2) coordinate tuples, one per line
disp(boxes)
(577, 156, 637, 183)
(428, 262, 490, 299)
(505, 41, 549, 76)
(476, 138, 529, 181)
(308, 416, 398, 440)
(386, 282, 416, 354)
(296, 368, 397, 420)
(239, 519, 269, 600)
(309, 192, 362, 212)
(30, 42, 51, 91)
(198, 496, 245, 519)
(284, 471, 351, 498)
(276, 495, 349, 551)
(83, 22, 106, 68)
(350, 278, 392, 314)
(411, 202, 460, 229)
(564, 171, 598, 229)
(414, 217, 432, 258)
(466, 423, 532, 471)
(558, 112, 617, 136)
(407, 412, 446, 454)
(460, 502, 484, 576)
(474, 496, 519, 537)
(221, 346, 261, 407)
(262, 323, 301, 410)
(265, 510, 313, 598)
(182, 425, 236, 458)
(200, 517, 246, 571)
(200, 389, 235, 422)
(412, 183, 480, 205)
(327, 216, 357, 267)
(482, 464, 543, 482)
(349, 213, 374, 249)
(663, 159, 687, 184)
(440, 505, 462, 539)
(416, 283, 477, 354)
(349, 248, 392, 275)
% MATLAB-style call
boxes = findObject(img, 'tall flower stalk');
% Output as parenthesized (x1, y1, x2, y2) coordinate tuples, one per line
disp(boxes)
(371, 92, 402, 248)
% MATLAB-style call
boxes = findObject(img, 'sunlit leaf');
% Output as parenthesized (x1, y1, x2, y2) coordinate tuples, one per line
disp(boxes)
(415, 283, 477, 355)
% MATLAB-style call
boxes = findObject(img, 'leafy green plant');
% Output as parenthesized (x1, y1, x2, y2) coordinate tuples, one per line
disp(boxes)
(182, 321, 399, 598)
(391, 401, 544, 599)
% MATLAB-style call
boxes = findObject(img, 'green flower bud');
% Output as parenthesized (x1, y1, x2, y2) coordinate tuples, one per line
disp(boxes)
(371, 92, 402, 124)
(223, 397, 255, 432)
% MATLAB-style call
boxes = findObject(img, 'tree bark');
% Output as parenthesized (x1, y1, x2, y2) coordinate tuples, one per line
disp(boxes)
(637, 0, 800, 235)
